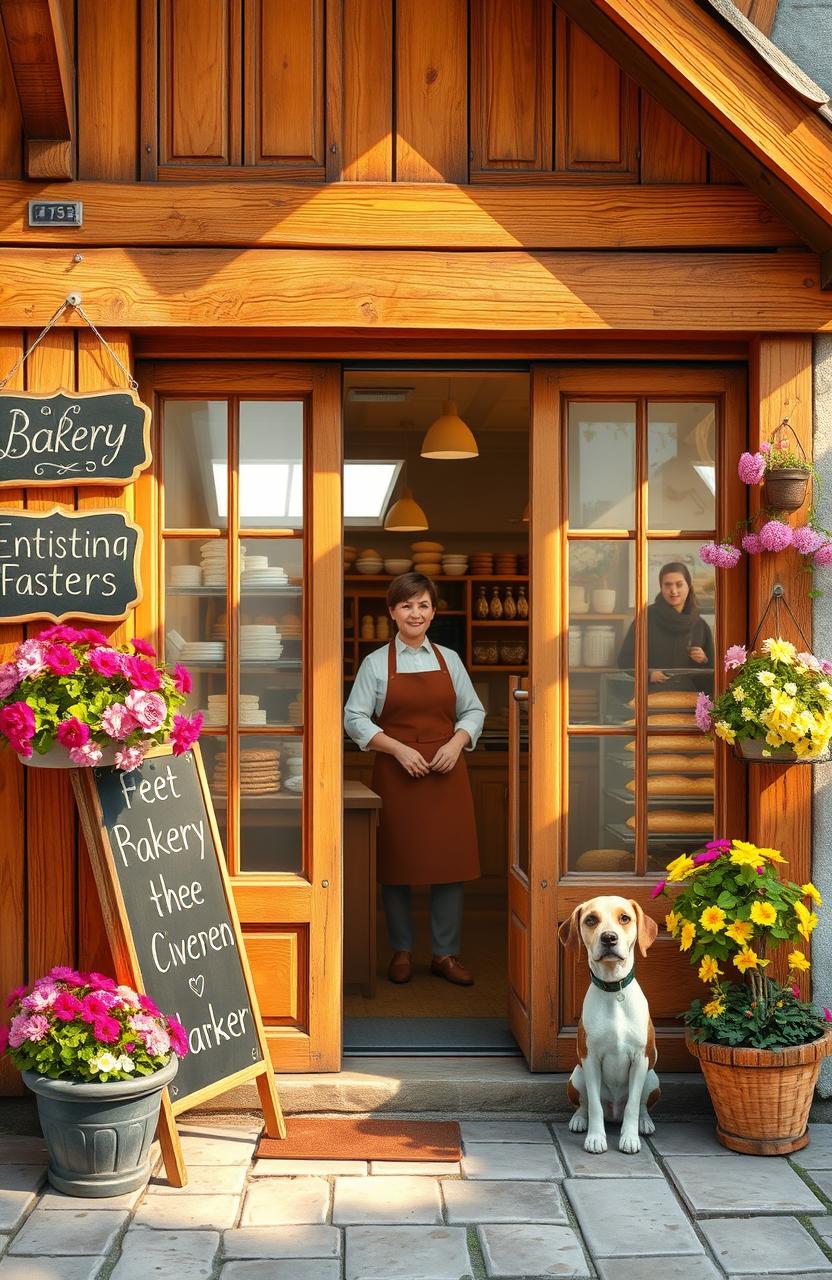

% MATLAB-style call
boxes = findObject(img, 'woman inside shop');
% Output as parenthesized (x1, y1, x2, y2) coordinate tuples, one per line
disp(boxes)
(344, 572, 484, 987)
(617, 561, 714, 691)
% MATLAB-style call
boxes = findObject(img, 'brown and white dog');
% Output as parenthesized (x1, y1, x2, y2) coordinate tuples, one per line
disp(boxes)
(559, 895, 660, 1154)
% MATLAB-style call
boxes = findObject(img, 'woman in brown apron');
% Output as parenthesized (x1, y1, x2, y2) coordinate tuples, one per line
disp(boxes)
(344, 573, 484, 985)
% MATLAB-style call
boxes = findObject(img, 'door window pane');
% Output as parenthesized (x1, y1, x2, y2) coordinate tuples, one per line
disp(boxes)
(568, 402, 636, 528)
(648, 402, 716, 531)
(645, 744, 715, 872)
(568, 540, 633, 724)
(239, 401, 304, 528)
(165, 538, 226, 717)
(643, 540, 715, 699)
(568, 735, 635, 873)
(235, 734, 303, 873)
(199, 735, 228, 858)
(164, 401, 228, 529)
(238, 538, 303, 728)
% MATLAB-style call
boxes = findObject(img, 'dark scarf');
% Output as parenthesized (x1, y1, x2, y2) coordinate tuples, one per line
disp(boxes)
(651, 592, 700, 636)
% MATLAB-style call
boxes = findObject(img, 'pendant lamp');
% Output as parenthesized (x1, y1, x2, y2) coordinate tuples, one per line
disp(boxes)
(384, 485, 429, 532)
(421, 389, 479, 460)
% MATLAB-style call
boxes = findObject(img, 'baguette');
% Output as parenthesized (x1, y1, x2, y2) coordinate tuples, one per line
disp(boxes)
(627, 775, 714, 796)
(626, 810, 714, 833)
(626, 734, 707, 752)
(574, 849, 633, 872)
(623, 714, 697, 727)
(647, 753, 713, 773)
(627, 691, 699, 709)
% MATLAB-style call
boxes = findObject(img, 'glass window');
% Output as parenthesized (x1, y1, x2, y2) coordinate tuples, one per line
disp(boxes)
(164, 401, 228, 529)
(238, 401, 304, 528)
(237, 733, 303, 873)
(648, 402, 716, 531)
(239, 538, 303, 728)
(164, 538, 227, 718)
(568, 540, 633, 725)
(567, 736, 635, 873)
(643, 540, 715, 700)
(568, 402, 636, 529)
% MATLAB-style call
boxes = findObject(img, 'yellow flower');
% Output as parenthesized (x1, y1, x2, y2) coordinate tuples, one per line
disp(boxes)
(666, 854, 696, 882)
(802, 882, 823, 907)
(784, 681, 797, 696)
(665, 910, 681, 937)
(703, 998, 726, 1019)
(698, 955, 722, 983)
(817, 680, 832, 700)
(741, 706, 756, 721)
(725, 919, 755, 946)
(733, 947, 766, 973)
(749, 901, 777, 927)
(758, 671, 776, 688)
(700, 905, 727, 933)
(714, 720, 737, 744)
(758, 847, 786, 863)
(794, 899, 811, 923)
(798, 911, 819, 942)
(730, 841, 764, 869)
(763, 638, 796, 664)
(788, 950, 811, 973)
(732, 686, 746, 702)
(680, 921, 696, 952)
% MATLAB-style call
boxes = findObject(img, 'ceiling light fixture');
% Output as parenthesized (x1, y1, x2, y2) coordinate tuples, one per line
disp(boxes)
(421, 384, 479, 460)
(384, 485, 429, 532)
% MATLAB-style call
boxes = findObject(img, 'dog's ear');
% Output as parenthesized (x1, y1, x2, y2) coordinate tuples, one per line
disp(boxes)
(631, 900, 658, 957)
(558, 906, 583, 951)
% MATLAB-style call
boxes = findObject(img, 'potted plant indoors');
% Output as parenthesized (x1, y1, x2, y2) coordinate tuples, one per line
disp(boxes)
(656, 839, 832, 1153)
(1, 968, 188, 1195)
(695, 637, 832, 762)
(0, 625, 202, 769)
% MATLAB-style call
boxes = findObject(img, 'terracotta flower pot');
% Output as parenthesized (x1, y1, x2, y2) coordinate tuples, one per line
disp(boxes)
(686, 1026, 832, 1155)
(763, 468, 810, 513)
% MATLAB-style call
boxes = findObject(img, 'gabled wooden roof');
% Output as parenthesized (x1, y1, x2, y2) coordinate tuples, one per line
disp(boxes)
(562, 0, 832, 281)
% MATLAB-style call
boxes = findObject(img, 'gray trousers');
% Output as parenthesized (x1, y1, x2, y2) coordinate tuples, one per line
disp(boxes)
(381, 882, 465, 956)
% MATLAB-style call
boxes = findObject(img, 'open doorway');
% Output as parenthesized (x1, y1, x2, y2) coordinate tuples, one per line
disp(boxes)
(341, 368, 530, 1055)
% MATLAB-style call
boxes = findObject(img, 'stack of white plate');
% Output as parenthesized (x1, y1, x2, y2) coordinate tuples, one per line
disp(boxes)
(241, 563, 289, 587)
(240, 624, 284, 662)
(203, 694, 267, 726)
(244, 554, 269, 571)
(166, 629, 186, 663)
(201, 542, 243, 587)
(282, 743, 303, 793)
(170, 563, 201, 588)
(356, 549, 383, 574)
(180, 641, 225, 663)
(441, 554, 469, 576)
(279, 612, 302, 640)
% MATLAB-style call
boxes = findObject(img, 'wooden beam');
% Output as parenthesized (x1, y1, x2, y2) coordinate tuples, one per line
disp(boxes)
(0, 0, 74, 178)
(557, 0, 832, 261)
(0, 247, 829, 332)
(0, 180, 802, 249)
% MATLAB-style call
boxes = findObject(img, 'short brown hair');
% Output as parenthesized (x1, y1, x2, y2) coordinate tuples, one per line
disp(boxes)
(386, 572, 438, 610)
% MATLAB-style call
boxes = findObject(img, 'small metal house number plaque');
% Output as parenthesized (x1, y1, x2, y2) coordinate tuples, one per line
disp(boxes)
(28, 201, 83, 227)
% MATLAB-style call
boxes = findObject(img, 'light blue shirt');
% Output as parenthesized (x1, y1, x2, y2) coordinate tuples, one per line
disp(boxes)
(344, 633, 485, 752)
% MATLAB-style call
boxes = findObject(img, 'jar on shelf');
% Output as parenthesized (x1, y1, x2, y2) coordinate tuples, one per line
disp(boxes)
(375, 615, 390, 640)
(568, 627, 583, 667)
(472, 641, 499, 665)
(475, 585, 489, 619)
(583, 624, 616, 667)
(489, 587, 503, 619)
(503, 586, 517, 619)
(516, 585, 529, 620)
(360, 614, 375, 640)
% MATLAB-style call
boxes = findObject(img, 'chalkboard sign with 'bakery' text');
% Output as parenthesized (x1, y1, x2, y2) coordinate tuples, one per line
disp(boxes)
(81, 748, 266, 1106)
(0, 389, 151, 487)
(0, 508, 142, 624)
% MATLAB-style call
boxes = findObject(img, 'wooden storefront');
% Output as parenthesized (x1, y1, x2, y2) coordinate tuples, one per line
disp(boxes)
(0, 0, 829, 1091)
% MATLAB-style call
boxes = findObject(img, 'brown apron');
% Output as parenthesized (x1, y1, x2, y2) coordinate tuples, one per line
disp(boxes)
(371, 639, 480, 886)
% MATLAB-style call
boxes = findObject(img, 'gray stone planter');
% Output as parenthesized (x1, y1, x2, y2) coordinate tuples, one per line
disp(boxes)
(23, 1055, 178, 1197)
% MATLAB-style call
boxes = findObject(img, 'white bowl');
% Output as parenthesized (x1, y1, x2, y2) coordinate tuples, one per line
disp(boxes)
(384, 559, 413, 574)
(442, 565, 468, 576)
(356, 562, 383, 574)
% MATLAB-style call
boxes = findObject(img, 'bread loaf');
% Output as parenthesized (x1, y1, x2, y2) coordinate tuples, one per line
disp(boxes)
(626, 810, 714, 833)
(627, 775, 714, 796)
(627, 691, 699, 709)
(648, 713, 698, 727)
(574, 849, 633, 872)
(625, 734, 706, 753)
(647, 753, 713, 773)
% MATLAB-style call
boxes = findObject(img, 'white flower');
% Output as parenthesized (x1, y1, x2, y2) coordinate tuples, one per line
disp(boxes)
(115, 985, 140, 1008)
(784, 682, 797, 696)
(732, 686, 746, 702)
(90, 1052, 119, 1075)
(117, 1055, 135, 1073)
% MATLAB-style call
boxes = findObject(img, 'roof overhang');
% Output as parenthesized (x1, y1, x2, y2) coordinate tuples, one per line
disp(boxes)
(0, 0, 74, 179)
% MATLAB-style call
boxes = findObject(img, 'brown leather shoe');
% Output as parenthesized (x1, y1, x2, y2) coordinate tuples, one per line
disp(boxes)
(388, 951, 413, 984)
(431, 954, 474, 986)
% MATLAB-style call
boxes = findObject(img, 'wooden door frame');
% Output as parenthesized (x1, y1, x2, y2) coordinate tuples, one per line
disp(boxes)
(529, 363, 747, 1071)
(135, 360, 343, 1072)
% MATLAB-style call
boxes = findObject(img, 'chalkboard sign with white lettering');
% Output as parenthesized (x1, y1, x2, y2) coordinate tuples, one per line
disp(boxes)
(0, 507, 142, 624)
(88, 749, 263, 1104)
(0, 389, 151, 487)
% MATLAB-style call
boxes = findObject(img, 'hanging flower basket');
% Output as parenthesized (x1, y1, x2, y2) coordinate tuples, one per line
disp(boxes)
(735, 738, 830, 765)
(763, 468, 810, 514)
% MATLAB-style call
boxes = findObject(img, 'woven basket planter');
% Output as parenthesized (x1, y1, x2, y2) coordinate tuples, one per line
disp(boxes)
(687, 1027, 832, 1155)
(763, 468, 810, 513)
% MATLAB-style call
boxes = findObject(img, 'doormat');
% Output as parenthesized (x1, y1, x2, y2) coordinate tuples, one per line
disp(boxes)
(255, 1117, 461, 1162)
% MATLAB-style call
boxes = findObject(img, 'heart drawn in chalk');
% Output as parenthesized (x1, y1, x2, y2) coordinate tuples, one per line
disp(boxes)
(171, 1085, 179, 1097)
(189, 975, 205, 998)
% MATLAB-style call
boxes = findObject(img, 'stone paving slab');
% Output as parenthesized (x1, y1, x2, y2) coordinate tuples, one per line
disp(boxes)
(461, 1141, 564, 1181)
(665, 1155, 827, 1216)
(333, 1175, 442, 1225)
(9, 1207, 128, 1256)
(251, 1159, 367, 1177)
(813, 1216, 832, 1246)
(802, 1170, 832, 1203)
(240, 1178, 329, 1227)
(443, 1178, 567, 1225)
(344, 1225, 471, 1280)
(477, 1224, 591, 1279)
(698, 1215, 832, 1274)
(369, 1161, 460, 1175)
(594, 1257, 723, 1280)
(565, 1177, 705, 1257)
(554, 1124, 662, 1176)
(37, 1186, 145, 1211)
(221, 1263, 340, 1280)
(0, 1138, 48, 1164)
(0, 1165, 46, 1231)
(132, 1192, 240, 1230)
(147, 1164, 248, 1195)
(0, 1259, 106, 1279)
(175, 1126, 259, 1165)
(223, 1225, 342, 1259)
(648, 1122, 734, 1157)
(790, 1126, 832, 1171)
(110, 1228, 220, 1280)
(0, 1239, 5, 1258)
(460, 1121, 555, 1144)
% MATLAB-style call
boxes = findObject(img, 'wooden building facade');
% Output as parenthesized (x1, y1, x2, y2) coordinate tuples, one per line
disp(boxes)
(1, 0, 831, 1090)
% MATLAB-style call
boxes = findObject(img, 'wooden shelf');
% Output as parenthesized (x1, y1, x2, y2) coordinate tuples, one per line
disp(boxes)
(569, 612, 628, 620)
(470, 664, 528, 673)
(471, 619, 529, 627)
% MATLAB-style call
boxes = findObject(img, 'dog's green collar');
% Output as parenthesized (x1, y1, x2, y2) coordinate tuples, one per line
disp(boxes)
(590, 968, 636, 995)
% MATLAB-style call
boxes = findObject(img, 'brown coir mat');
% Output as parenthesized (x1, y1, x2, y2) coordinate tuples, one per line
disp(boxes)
(255, 1117, 461, 1162)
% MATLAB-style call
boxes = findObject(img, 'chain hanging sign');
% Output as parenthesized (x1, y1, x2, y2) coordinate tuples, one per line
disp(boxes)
(0, 388, 151, 487)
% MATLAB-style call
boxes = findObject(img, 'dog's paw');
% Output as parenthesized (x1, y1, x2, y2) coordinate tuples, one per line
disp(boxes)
(584, 1132, 607, 1154)
(619, 1130, 641, 1154)
(638, 1113, 655, 1136)
(569, 1112, 588, 1133)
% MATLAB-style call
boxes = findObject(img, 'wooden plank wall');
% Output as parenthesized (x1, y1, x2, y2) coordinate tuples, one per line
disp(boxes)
(0, 0, 745, 185)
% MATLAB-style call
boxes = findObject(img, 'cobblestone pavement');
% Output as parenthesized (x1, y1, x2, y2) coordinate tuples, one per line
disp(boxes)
(2, 1117, 832, 1278)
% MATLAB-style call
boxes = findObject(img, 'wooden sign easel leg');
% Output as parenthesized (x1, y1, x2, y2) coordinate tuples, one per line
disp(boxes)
(157, 1092, 188, 1187)
(257, 1065, 287, 1138)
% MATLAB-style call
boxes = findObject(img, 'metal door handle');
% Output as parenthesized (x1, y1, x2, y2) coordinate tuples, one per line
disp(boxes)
(512, 689, 529, 702)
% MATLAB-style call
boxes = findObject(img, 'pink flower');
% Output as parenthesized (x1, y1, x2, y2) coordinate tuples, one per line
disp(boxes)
(825, 1008, 832, 1023)
(87, 647, 123, 678)
(0, 1024, 8, 1055)
(792, 526, 826, 556)
(45, 644, 78, 676)
(760, 441, 772, 454)
(101, 703, 139, 741)
(93, 1016, 121, 1044)
(69, 741, 103, 767)
(15, 639, 46, 679)
(79, 628, 110, 646)
(5, 985, 27, 1008)
(173, 664, 192, 695)
(792, 985, 801, 999)
(114, 744, 147, 772)
(123, 656, 161, 692)
(759, 520, 793, 552)
(695, 692, 714, 732)
(171, 711, 203, 756)
(723, 645, 747, 671)
(128, 1013, 158, 1034)
(125, 689, 166, 732)
(81, 995, 110, 1022)
(138, 993, 161, 1017)
(143, 1027, 171, 1057)
(21, 984, 57, 1012)
(705, 839, 732, 853)
(650, 880, 666, 898)
(738, 451, 766, 485)
(741, 532, 762, 555)
(798, 652, 821, 671)
(7, 1014, 28, 1048)
(814, 543, 832, 567)
(167, 1017, 189, 1057)
(693, 848, 722, 865)
(699, 542, 741, 569)
(0, 701, 35, 748)
(44, 625, 81, 644)
(52, 992, 83, 1022)
(0, 662, 19, 699)
(131, 638, 156, 658)
(49, 965, 83, 984)
(124, 1041, 136, 1054)
(821, 660, 832, 677)
(55, 717, 90, 750)
(19, 1014, 49, 1043)
(86, 973, 117, 991)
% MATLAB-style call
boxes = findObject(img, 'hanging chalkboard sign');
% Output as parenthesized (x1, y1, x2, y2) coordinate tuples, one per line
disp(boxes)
(0, 389, 151, 487)
(71, 745, 284, 1187)
(0, 507, 142, 624)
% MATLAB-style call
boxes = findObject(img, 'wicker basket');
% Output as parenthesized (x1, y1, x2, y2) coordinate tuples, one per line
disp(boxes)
(687, 1027, 832, 1155)
(763, 468, 810, 513)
